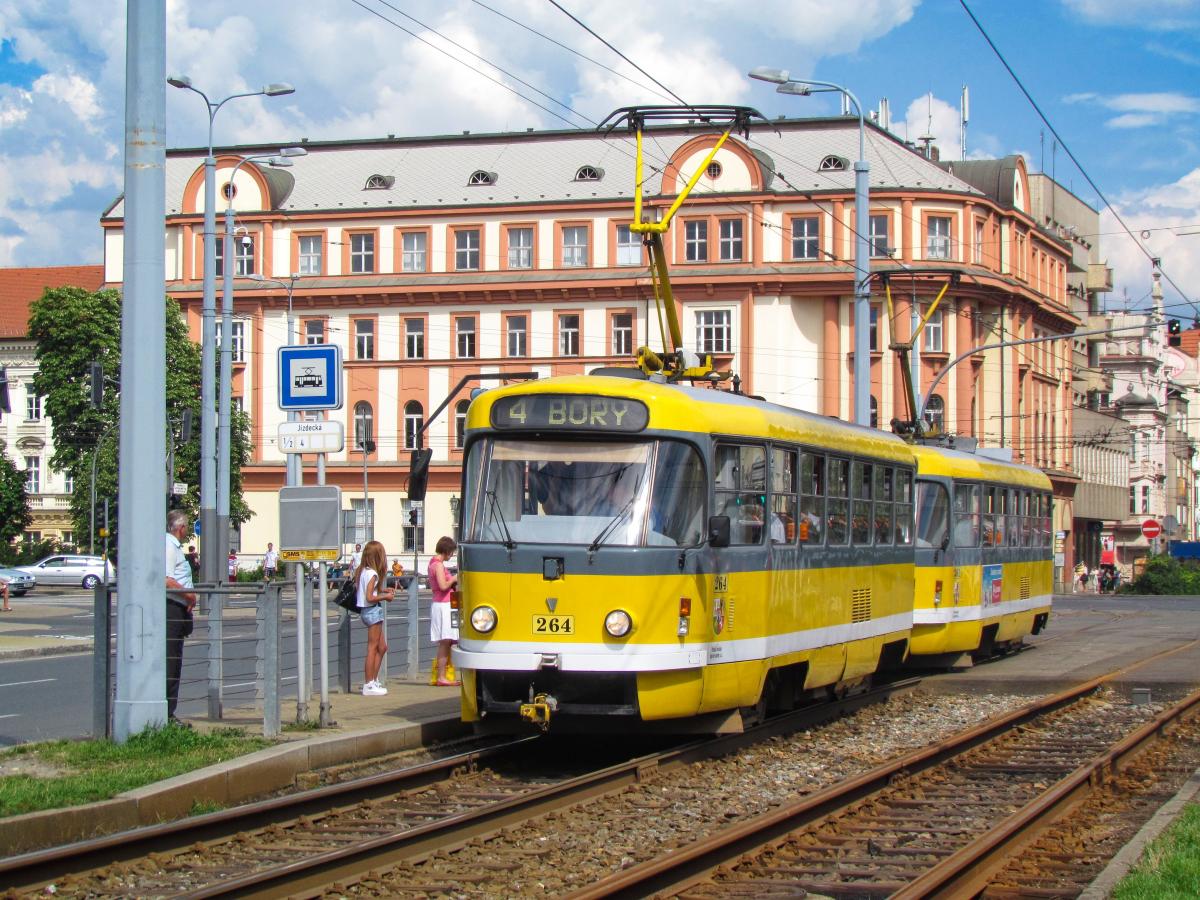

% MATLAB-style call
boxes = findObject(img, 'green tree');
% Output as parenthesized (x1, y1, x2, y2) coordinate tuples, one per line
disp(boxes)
(0, 453, 32, 554)
(27, 286, 254, 555)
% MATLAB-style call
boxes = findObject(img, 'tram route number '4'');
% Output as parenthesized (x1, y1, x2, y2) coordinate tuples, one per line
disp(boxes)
(491, 394, 649, 433)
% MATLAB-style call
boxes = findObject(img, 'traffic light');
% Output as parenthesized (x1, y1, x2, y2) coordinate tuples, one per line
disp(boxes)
(409, 509, 418, 526)
(407, 448, 433, 501)
(89, 361, 103, 409)
(1168, 319, 1182, 347)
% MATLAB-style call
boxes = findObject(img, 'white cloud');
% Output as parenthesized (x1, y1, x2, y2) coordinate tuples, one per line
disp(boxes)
(902, 93, 965, 160)
(1061, 90, 1200, 128)
(33, 72, 103, 128)
(1062, 0, 1200, 29)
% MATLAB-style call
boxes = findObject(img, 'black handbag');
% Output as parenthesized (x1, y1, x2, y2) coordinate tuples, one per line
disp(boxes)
(332, 577, 358, 612)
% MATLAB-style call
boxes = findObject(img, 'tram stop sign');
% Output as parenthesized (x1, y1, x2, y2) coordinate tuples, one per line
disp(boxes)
(1141, 519, 1162, 540)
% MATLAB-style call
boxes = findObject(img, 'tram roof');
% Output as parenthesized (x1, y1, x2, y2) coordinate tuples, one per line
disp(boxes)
(911, 443, 1052, 490)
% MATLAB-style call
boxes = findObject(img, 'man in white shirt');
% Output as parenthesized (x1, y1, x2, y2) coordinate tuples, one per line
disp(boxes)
(351, 543, 362, 571)
(263, 542, 279, 580)
(165, 509, 198, 726)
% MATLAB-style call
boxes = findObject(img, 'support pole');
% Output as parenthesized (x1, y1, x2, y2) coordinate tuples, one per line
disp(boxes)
(114, 0, 167, 740)
(318, 452, 332, 726)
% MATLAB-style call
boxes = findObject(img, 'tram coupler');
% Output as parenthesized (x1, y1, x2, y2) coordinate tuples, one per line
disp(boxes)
(519, 693, 558, 731)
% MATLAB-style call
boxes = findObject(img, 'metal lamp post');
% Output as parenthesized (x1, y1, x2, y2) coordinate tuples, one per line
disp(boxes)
(749, 68, 872, 426)
(166, 74, 294, 583)
(217, 149, 306, 578)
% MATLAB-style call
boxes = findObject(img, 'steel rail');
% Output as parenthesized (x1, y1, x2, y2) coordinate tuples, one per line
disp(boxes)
(562, 650, 1199, 900)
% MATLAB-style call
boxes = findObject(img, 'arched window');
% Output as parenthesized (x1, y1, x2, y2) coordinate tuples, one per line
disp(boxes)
(404, 401, 424, 450)
(364, 174, 394, 190)
(923, 395, 945, 434)
(353, 401, 373, 448)
(819, 155, 848, 171)
(455, 399, 470, 449)
(574, 165, 603, 181)
(468, 170, 495, 186)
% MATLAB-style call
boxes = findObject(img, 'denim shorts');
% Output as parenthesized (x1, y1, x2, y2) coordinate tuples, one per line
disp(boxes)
(360, 603, 384, 627)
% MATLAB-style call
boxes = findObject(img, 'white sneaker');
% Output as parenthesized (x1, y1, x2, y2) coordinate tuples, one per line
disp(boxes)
(362, 683, 387, 696)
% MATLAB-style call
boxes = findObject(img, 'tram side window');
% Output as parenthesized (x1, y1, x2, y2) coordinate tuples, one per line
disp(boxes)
(1021, 492, 1033, 546)
(894, 469, 914, 545)
(799, 451, 825, 545)
(1006, 489, 1020, 547)
(953, 483, 981, 547)
(851, 460, 873, 545)
(982, 486, 1001, 547)
(827, 457, 849, 545)
(770, 447, 798, 544)
(873, 466, 893, 545)
(916, 480, 950, 548)
(1042, 493, 1053, 547)
(649, 441, 706, 546)
(714, 443, 768, 545)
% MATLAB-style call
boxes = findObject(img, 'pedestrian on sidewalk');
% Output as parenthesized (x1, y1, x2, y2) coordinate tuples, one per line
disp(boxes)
(185, 545, 200, 579)
(263, 542, 279, 581)
(0, 575, 10, 612)
(227, 550, 239, 581)
(428, 536, 460, 686)
(355, 540, 395, 696)
(165, 510, 198, 726)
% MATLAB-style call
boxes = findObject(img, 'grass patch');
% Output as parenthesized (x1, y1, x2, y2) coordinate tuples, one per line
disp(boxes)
(189, 799, 226, 816)
(1114, 801, 1200, 899)
(282, 719, 321, 733)
(0, 723, 272, 818)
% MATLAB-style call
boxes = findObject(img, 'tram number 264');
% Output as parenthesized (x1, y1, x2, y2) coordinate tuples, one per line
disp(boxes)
(533, 615, 574, 634)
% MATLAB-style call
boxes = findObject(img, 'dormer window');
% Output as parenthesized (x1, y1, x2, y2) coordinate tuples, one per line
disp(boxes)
(364, 174, 394, 190)
(575, 165, 603, 182)
(468, 170, 496, 186)
(819, 155, 848, 171)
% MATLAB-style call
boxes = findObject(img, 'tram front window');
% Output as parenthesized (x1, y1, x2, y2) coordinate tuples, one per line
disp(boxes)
(916, 481, 950, 549)
(465, 438, 705, 547)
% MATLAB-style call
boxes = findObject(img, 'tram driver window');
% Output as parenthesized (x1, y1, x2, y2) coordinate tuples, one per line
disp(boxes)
(648, 441, 706, 546)
(714, 443, 767, 544)
(916, 480, 950, 549)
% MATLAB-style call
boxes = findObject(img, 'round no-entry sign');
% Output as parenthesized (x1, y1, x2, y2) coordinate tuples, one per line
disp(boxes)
(1141, 519, 1162, 539)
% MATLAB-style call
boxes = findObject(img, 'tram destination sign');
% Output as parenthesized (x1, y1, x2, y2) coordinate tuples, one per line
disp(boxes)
(491, 394, 649, 432)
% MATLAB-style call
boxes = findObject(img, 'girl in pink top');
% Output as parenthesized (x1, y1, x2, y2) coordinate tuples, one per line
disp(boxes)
(428, 535, 459, 685)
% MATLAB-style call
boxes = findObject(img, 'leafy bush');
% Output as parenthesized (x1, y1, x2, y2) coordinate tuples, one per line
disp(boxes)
(0, 537, 67, 567)
(1126, 555, 1200, 595)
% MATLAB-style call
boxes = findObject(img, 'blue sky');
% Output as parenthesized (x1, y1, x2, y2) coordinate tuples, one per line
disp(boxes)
(0, 0, 1197, 313)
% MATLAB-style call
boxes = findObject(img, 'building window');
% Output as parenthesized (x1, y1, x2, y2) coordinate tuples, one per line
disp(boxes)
(927, 216, 952, 260)
(355, 319, 375, 360)
(696, 309, 732, 354)
(63, 473, 73, 493)
(1129, 485, 1136, 514)
(234, 234, 255, 276)
(506, 314, 527, 357)
(869, 304, 880, 352)
(24, 456, 39, 494)
(349, 498, 374, 545)
(719, 219, 743, 261)
(870, 395, 879, 429)
(404, 401, 423, 450)
(706, 161, 723, 178)
(974, 219, 984, 264)
(575, 165, 602, 181)
(23, 531, 41, 546)
(216, 320, 246, 362)
(869, 214, 890, 258)
(615, 225, 642, 266)
(612, 313, 633, 356)
(456, 316, 476, 358)
(455, 399, 470, 449)
(923, 395, 945, 434)
(508, 227, 533, 269)
(792, 216, 820, 260)
(213, 238, 225, 277)
(353, 401, 373, 449)
(1141, 484, 1150, 514)
(562, 226, 588, 267)
(304, 320, 323, 345)
(685, 220, 708, 262)
(923, 308, 944, 352)
(402, 499, 425, 553)
(26, 390, 41, 421)
(559, 314, 580, 356)
(61, 530, 73, 546)
(350, 233, 375, 273)
(405, 318, 424, 359)
(468, 170, 495, 186)
(401, 232, 427, 272)
(298, 234, 323, 275)
(455, 229, 480, 270)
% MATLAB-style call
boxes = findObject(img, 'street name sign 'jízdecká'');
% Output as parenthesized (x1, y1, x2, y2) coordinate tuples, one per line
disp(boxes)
(278, 420, 345, 453)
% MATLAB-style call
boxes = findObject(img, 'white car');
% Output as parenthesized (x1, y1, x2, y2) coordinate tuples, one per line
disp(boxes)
(16, 555, 114, 590)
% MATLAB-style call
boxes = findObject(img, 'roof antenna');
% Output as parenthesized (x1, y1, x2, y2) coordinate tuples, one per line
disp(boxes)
(959, 86, 969, 158)
(917, 91, 935, 159)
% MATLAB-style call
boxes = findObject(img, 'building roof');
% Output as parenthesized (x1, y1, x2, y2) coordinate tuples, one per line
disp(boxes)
(1180, 327, 1200, 358)
(106, 118, 984, 219)
(0, 266, 105, 339)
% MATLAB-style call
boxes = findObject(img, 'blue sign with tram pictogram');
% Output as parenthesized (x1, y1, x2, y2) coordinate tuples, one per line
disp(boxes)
(278, 344, 342, 411)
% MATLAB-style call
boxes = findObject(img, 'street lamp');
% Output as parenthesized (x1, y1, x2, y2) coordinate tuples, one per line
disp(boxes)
(217, 148, 307, 578)
(167, 74, 294, 583)
(749, 67, 872, 426)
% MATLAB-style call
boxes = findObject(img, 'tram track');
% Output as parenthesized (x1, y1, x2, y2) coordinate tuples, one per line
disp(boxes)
(0, 680, 923, 898)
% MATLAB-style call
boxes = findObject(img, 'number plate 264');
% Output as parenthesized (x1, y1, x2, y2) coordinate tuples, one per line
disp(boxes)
(533, 615, 574, 634)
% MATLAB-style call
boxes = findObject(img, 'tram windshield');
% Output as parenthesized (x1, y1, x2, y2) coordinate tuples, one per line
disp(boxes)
(463, 438, 706, 547)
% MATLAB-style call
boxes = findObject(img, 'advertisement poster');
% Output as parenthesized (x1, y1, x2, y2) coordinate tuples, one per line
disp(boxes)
(982, 564, 1003, 607)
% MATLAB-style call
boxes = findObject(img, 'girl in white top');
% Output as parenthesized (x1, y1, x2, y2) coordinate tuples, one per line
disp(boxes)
(355, 540, 395, 695)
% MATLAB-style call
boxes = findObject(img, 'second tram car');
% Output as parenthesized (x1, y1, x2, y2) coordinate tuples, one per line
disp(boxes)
(453, 374, 919, 732)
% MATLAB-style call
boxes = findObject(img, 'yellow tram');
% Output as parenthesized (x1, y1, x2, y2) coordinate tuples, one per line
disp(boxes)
(910, 444, 1053, 663)
(452, 374, 917, 732)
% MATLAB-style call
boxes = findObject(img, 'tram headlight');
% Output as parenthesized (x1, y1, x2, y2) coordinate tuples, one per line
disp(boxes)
(470, 606, 497, 633)
(604, 609, 632, 637)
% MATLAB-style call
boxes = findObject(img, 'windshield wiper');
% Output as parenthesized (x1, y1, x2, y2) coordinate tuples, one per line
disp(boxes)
(588, 497, 637, 553)
(485, 490, 516, 549)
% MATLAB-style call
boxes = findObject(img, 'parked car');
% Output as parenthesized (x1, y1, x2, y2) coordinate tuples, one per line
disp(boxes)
(0, 566, 36, 596)
(15, 555, 114, 590)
